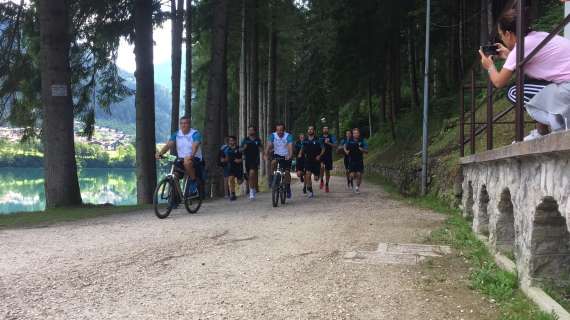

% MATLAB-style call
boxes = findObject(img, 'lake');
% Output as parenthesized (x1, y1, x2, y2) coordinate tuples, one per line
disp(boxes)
(0, 167, 141, 214)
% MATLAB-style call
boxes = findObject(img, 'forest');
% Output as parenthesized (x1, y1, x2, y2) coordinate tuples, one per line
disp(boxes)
(0, 0, 565, 208)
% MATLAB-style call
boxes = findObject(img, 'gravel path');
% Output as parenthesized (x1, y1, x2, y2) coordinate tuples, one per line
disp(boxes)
(0, 177, 498, 319)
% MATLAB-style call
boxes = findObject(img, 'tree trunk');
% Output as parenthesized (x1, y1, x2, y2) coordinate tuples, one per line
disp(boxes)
(458, 0, 465, 79)
(367, 77, 373, 137)
(184, 0, 192, 117)
(134, 0, 157, 204)
(204, 0, 229, 198)
(39, 0, 82, 208)
(407, 20, 420, 112)
(259, 77, 266, 176)
(379, 79, 386, 124)
(267, 11, 277, 133)
(239, 0, 247, 141)
(171, 0, 184, 135)
(480, 0, 489, 44)
(390, 35, 401, 118)
(247, 0, 259, 130)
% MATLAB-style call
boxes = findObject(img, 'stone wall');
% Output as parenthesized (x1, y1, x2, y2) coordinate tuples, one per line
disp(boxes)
(461, 131, 570, 287)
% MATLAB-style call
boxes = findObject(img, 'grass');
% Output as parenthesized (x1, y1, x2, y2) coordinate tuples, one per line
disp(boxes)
(0, 204, 150, 229)
(366, 174, 559, 320)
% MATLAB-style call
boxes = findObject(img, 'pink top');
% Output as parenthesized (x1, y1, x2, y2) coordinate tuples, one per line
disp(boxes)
(503, 31, 570, 83)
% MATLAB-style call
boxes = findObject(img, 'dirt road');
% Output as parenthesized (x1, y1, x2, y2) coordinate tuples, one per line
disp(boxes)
(0, 177, 497, 319)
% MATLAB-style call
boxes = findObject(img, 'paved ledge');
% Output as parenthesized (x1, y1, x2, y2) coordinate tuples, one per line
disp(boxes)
(460, 130, 570, 165)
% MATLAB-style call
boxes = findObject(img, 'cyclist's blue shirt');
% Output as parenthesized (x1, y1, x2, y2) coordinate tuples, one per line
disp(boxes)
(268, 132, 294, 143)
(268, 132, 293, 157)
(169, 129, 202, 159)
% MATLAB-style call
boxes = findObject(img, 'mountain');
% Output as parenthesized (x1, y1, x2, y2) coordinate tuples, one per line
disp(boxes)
(95, 69, 182, 142)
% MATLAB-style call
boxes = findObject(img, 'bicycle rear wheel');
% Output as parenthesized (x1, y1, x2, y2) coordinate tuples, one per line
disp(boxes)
(272, 174, 281, 208)
(185, 180, 203, 214)
(154, 178, 175, 219)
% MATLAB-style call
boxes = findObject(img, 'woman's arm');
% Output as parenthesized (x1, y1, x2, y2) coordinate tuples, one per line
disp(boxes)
(479, 49, 513, 89)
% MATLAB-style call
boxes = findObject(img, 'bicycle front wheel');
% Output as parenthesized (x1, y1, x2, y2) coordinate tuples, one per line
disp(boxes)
(280, 184, 287, 205)
(272, 174, 281, 208)
(185, 181, 203, 214)
(154, 178, 175, 219)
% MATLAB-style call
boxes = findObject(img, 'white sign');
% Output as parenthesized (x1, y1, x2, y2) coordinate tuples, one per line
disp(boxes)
(51, 84, 68, 97)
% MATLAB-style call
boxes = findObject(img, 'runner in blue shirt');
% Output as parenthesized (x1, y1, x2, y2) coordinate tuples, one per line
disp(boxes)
(318, 126, 337, 193)
(343, 128, 368, 194)
(294, 133, 306, 193)
(240, 126, 263, 200)
(223, 136, 243, 201)
(299, 126, 324, 198)
(337, 129, 353, 189)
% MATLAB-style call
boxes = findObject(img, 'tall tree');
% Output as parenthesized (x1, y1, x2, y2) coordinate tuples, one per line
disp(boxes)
(203, 0, 229, 197)
(184, 0, 192, 117)
(239, 0, 247, 141)
(171, 0, 185, 134)
(266, 6, 277, 133)
(247, 0, 258, 129)
(134, 0, 157, 204)
(39, 0, 82, 208)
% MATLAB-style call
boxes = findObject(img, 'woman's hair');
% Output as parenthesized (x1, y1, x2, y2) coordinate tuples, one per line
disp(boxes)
(498, 8, 533, 36)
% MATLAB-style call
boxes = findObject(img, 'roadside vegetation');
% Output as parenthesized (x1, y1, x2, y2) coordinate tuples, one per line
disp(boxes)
(367, 175, 558, 320)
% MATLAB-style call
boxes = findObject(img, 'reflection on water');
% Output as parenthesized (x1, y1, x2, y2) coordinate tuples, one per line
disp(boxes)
(0, 168, 139, 214)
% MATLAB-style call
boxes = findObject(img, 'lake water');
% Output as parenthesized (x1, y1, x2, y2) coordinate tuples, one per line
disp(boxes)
(0, 167, 140, 214)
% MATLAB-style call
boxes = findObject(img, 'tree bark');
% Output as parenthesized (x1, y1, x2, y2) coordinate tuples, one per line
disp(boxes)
(367, 77, 373, 137)
(204, 0, 229, 198)
(39, 0, 82, 208)
(134, 0, 157, 204)
(239, 0, 247, 141)
(184, 0, 192, 117)
(480, 0, 489, 44)
(267, 10, 277, 133)
(407, 20, 420, 112)
(390, 33, 401, 118)
(171, 0, 184, 135)
(247, 0, 259, 130)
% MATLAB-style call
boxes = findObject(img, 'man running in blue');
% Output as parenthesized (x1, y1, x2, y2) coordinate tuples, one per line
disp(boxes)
(294, 133, 306, 193)
(299, 126, 324, 198)
(223, 136, 244, 201)
(156, 115, 202, 195)
(319, 126, 337, 193)
(344, 128, 368, 194)
(338, 129, 353, 189)
(264, 123, 294, 198)
(241, 126, 263, 200)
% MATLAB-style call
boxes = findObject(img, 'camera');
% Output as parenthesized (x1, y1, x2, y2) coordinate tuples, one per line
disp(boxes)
(481, 44, 498, 56)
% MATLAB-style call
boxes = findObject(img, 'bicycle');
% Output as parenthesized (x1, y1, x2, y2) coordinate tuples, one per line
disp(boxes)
(271, 159, 289, 207)
(153, 155, 204, 219)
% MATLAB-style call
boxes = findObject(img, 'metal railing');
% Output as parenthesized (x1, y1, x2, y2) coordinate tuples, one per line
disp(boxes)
(459, 0, 570, 157)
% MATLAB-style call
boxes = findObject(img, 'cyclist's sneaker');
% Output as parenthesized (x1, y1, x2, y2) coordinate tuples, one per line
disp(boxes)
(308, 191, 314, 198)
(355, 186, 360, 194)
(303, 185, 307, 194)
(230, 193, 237, 201)
(187, 180, 198, 196)
(287, 185, 292, 199)
(320, 179, 324, 189)
(325, 184, 330, 193)
(249, 189, 255, 200)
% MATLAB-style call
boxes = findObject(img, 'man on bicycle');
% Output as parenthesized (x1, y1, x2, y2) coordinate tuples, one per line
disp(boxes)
(299, 126, 323, 198)
(318, 126, 337, 193)
(156, 115, 202, 194)
(264, 123, 294, 199)
(240, 126, 263, 200)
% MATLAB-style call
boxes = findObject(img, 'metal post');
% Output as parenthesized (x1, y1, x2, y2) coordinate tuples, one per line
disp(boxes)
(459, 86, 465, 157)
(515, 0, 525, 142)
(486, 79, 494, 150)
(565, 1, 570, 39)
(470, 70, 476, 155)
(421, 0, 431, 196)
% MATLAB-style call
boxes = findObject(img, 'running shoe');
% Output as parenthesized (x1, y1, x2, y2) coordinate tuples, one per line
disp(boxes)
(320, 179, 324, 189)
(308, 192, 314, 198)
(325, 185, 330, 193)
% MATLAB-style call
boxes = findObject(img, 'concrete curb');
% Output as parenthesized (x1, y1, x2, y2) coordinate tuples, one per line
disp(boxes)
(476, 235, 570, 319)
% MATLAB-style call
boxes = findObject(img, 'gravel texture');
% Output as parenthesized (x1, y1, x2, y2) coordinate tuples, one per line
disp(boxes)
(0, 177, 498, 319)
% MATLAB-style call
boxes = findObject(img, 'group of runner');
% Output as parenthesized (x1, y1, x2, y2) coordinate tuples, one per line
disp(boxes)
(219, 123, 368, 201)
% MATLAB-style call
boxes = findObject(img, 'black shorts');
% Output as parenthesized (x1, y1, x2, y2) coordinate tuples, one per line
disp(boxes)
(304, 159, 321, 177)
(224, 164, 243, 179)
(321, 155, 333, 171)
(175, 158, 205, 179)
(245, 159, 259, 172)
(295, 157, 305, 172)
(273, 154, 292, 171)
(343, 156, 350, 171)
(349, 160, 364, 173)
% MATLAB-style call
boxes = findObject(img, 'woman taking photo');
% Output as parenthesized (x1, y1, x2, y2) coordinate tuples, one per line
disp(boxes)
(479, 7, 570, 141)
